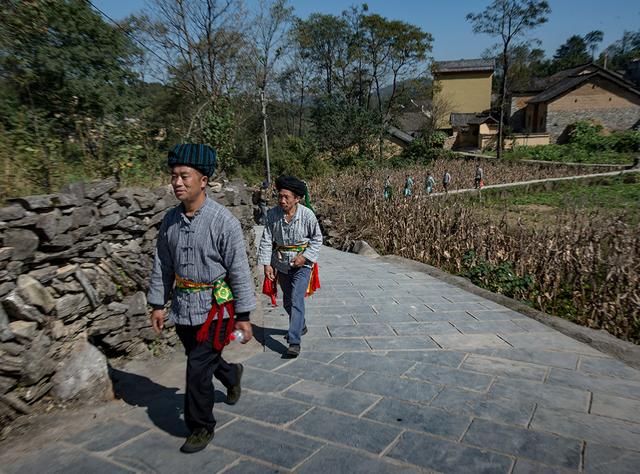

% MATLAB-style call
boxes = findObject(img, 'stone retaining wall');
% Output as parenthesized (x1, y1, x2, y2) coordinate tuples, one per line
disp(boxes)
(0, 178, 255, 426)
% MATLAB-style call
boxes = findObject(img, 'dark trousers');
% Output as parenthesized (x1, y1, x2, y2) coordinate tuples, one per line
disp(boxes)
(175, 323, 239, 433)
(278, 266, 312, 345)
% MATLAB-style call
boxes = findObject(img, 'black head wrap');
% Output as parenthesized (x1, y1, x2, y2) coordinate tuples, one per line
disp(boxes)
(275, 175, 306, 198)
(168, 144, 217, 177)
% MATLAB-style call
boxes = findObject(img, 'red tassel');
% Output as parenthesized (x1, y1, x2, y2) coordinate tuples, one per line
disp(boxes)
(196, 301, 236, 351)
(196, 305, 217, 343)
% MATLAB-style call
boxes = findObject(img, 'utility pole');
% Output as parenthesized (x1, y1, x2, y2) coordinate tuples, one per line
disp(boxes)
(260, 89, 271, 185)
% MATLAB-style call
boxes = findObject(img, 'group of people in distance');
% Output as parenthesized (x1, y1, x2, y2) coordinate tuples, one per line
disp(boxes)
(384, 164, 484, 199)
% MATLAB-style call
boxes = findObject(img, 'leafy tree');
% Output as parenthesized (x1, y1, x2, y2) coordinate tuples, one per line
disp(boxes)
(0, 0, 140, 121)
(467, 0, 551, 159)
(551, 35, 590, 72)
(584, 30, 604, 61)
(600, 30, 640, 71)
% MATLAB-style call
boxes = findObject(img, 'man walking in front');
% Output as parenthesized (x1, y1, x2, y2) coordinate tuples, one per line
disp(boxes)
(442, 169, 452, 193)
(148, 144, 256, 454)
(258, 176, 322, 357)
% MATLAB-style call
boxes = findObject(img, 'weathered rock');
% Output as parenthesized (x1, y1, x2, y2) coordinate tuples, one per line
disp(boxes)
(57, 215, 73, 235)
(99, 201, 124, 216)
(3, 229, 39, 261)
(85, 178, 117, 200)
(0, 375, 17, 394)
(21, 333, 55, 385)
(55, 293, 90, 320)
(116, 217, 144, 232)
(102, 331, 135, 351)
(143, 227, 158, 241)
(351, 240, 379, 257)
(43, 233, 75, 250)
(5, 261, 23, 276)
(8, 321, 38, 341)
(16, 275, 56, 313)
(60, 181, 86, 200)
(0, 304, 13, 342)
(55, 264, 78, 280)
(74, 269, 100, 309)
(70, 206, 96, 229)
(0, 342, 23, 357)
(0, 392, 31, 415)
(123, 292, 147, 317)
(51, 341, 113, 402)
(27, 265, 59, 283)
(0, 282, 15, 298)
(2, 291, 45, 324)
(10, 194, 55, 210)
(107, 302, 128, 314)
(112, 189, 142, 214)
(36, 210, 62, 240)
(99, 213, 121, 228)
(0, 205, 26, 221)
(139, 327, 159, 341)
(23, 380, 53, 403)
(88, 314, 126, 336)
(0, 248, 14, 262)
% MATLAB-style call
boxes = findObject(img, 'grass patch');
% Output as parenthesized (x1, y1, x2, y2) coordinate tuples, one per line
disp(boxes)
(485, 175, 640, 210)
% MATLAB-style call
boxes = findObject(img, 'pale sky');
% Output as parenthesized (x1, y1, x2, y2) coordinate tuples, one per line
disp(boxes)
(95, 0, 640, 60)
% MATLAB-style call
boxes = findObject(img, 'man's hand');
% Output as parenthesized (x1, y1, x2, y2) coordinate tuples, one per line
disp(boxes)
(264, 265, 275, 281)
(234, 321, 253, 344)
(150, 308, 165, 334)
(292, 254, 307, 267)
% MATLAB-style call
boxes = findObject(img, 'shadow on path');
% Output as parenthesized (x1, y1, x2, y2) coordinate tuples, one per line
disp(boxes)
(252, 324, 289, 357)
(110, 368, 228, 438)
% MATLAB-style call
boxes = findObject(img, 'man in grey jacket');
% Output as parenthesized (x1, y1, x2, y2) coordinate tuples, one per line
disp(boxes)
(258, 176, 322, 357)
(148, 144, 256, 454)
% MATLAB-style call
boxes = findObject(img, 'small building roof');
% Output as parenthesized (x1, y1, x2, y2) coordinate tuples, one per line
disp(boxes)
(387, 125, 414, 145)
(434, 59, 495, 74)
(527, 63, 640, 104)
(450, 113, 497, 127)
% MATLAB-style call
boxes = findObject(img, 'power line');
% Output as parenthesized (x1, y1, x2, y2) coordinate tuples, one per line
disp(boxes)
(86, 0, 174, 72)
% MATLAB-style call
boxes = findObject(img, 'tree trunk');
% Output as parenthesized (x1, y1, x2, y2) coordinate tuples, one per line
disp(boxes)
(260, 90, 271, 184)
(497, 46, 509, 160)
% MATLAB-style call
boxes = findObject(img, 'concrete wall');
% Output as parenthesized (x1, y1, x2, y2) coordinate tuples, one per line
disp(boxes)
(503, 133, 550, 149)
(434, 71, 493, 128)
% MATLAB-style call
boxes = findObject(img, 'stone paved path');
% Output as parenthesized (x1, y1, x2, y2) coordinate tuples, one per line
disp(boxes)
(2, 245, 640, 473)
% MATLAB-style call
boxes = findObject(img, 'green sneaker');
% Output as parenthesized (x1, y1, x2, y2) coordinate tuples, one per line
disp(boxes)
(180, 428, 214, 453)
(226, 363, 243, 405)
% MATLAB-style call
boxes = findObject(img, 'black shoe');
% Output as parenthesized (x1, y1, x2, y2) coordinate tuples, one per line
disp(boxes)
(180, 428, 214, 453)
(284, 326, 307, 342)
(226, 363, 243, 405)
(286, 344, 301, 358)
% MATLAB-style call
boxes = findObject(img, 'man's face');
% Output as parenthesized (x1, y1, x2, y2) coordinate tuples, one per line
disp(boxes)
(171, 165, 207, 202)
(278, 189, 300, 213)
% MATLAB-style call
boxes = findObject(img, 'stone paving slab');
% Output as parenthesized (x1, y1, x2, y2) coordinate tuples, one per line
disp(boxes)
(3, 243, 640, 473)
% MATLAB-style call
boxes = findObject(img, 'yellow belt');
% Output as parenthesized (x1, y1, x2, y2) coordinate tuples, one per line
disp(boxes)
(174, 274, 234, 304)
(276, 243, 308, 253)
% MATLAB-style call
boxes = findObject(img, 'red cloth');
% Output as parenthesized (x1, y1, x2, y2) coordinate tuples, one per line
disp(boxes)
(262, 277, 278, 306)
(306, 263, 321, 296)
(195, 301, 235, 351)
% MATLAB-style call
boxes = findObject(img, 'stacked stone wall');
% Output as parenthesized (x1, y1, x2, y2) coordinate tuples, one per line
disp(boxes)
(0, 178, 255, 425)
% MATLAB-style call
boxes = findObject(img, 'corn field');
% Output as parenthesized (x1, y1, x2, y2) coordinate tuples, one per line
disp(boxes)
(312, 158, 609, 198)
(311, 162, 640, 343)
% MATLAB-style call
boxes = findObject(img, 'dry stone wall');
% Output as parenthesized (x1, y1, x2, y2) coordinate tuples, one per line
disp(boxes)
(0, 178, 256, 426)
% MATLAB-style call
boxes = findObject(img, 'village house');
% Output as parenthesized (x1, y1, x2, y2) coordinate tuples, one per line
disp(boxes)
(431, 58, 498, 149)
(510, 63, 640, 143)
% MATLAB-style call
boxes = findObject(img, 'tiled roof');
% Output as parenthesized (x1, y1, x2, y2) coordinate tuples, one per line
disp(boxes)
(434, 59, 495, 73)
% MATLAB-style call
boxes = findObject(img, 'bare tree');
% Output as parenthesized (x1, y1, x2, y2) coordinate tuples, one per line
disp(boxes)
(245, 0, 293, 184)
(467, 0, 550, 159)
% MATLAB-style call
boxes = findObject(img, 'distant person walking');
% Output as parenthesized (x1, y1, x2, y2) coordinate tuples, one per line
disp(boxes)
(383, 175, 392, 200)
(474, 164, 484, 189)
(425, 171, 436, 195)
(403, 176, 414, 197)
(442, 170, 452, 193)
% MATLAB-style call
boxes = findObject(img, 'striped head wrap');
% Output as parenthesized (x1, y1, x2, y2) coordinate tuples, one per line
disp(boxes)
(168, 144, 217, 177)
